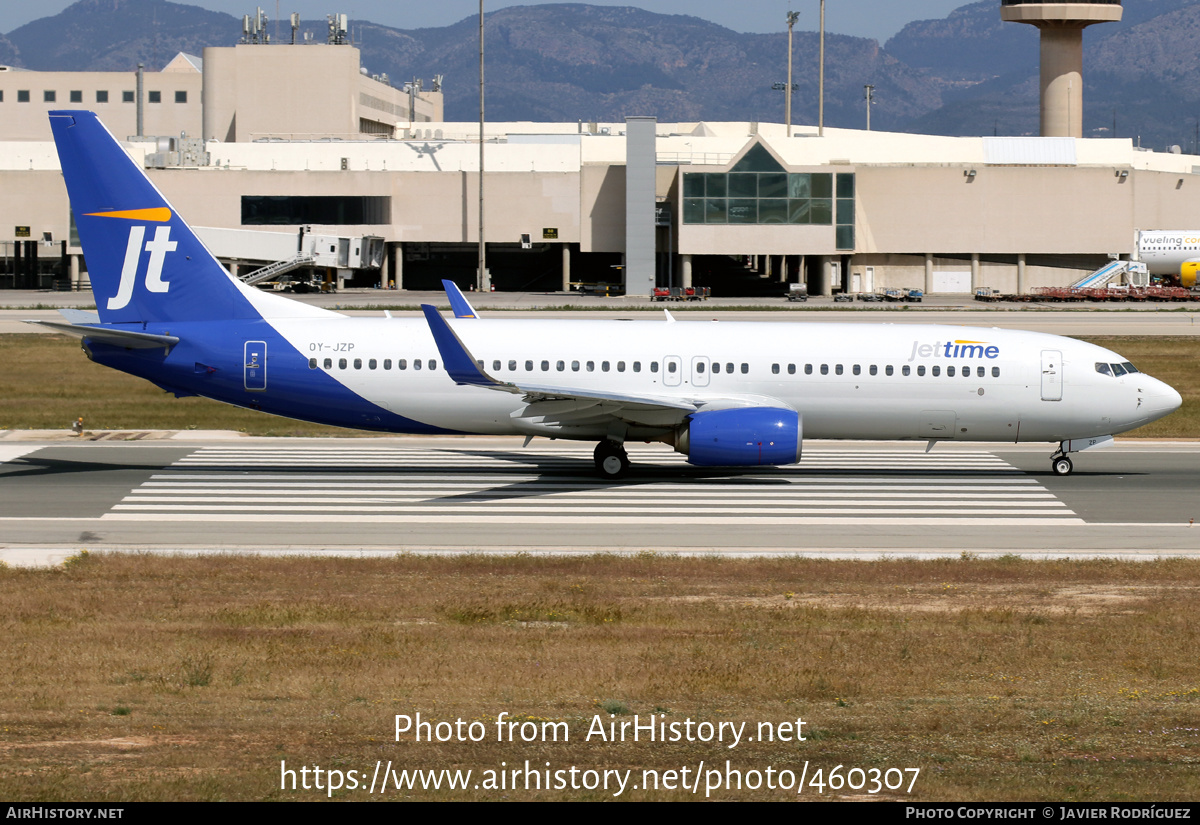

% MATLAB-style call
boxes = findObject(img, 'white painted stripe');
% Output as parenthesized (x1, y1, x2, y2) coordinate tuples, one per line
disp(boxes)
(111, 503, 1075, 515)
(148, 474, 1042, 485)
(135, 487, 1058, 499)
(120, 495, 1069, 507)
(100, 513, 1088, 525)
(0, 447, 39, 463)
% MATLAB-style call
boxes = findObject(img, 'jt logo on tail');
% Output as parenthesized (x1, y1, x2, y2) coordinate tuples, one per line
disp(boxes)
(109, 224, 177, 310)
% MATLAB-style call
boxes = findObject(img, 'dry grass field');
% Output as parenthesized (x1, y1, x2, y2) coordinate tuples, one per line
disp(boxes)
(0, 333, 1197, 437)
(3, 553, 1200, 801)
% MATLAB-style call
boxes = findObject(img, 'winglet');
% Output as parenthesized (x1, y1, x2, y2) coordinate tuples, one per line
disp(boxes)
(420, 304, 510, 389)
(442, 279, 480, 319)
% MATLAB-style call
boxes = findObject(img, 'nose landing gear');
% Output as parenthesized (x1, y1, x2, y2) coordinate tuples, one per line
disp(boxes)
(1050, 443, 1073, 476)
(594, 439, 631, 479)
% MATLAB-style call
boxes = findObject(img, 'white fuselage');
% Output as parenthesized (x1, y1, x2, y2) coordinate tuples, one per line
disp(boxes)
(1137, 230, 1200, 274)
(272, 316, 1179, 445)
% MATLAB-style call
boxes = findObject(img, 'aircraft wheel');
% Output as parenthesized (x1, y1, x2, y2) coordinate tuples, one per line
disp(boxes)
(594, 440, 630, 479)
(1052, 456, 1073, 476)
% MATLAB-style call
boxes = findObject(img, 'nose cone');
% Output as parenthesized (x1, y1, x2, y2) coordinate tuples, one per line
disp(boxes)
(1145, 377, 1183, 422)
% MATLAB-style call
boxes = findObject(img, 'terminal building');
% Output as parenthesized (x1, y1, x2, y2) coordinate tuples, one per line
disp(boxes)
(1, 0, 1198, 297)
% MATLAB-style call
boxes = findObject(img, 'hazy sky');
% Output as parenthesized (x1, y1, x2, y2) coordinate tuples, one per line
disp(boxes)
(8, 1, 977, 43)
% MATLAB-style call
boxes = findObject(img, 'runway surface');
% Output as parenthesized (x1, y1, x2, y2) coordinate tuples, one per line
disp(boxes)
(1, 437, 1196, 565)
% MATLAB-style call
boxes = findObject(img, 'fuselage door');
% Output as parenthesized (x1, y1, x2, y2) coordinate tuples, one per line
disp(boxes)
(691, 356, 710, 387)
(663, 355, 682, 387)
(244, 341, 267, 391)
(1041, 349, 1062, 402)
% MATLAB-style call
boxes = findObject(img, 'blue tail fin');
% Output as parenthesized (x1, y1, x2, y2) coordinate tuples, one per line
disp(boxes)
(50, 111, 264, 325)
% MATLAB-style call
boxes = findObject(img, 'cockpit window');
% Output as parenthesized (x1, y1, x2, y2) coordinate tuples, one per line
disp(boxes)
(1110, 363, 1127, 377)
(1095, 362, 1112, 376)
(1122, 362, 1139, 374)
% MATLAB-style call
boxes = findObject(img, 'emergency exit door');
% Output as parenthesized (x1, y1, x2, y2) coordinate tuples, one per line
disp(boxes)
(244, 341, 267, 391)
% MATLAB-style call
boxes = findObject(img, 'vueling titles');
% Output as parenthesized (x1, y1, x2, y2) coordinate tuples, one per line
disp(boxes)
(907, 339, 1000, 362)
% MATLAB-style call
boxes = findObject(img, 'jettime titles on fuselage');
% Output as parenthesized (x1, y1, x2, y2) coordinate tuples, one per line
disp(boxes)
(907, 340, 1000, 362)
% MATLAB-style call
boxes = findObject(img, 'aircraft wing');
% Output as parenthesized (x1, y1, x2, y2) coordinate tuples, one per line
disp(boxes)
(421, 305, 788, 430)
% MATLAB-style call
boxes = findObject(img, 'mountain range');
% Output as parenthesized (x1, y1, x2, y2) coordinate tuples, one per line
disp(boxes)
(3, 0, 1198, 150)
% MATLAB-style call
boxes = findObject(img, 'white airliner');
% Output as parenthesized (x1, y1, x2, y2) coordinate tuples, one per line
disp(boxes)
(33, 111, 1183, 478)
(1137, 230, 1200, 287)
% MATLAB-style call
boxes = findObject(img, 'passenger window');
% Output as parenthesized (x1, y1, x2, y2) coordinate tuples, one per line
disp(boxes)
(902, 365, 910, 376)
(651, 362, 659, 373)
(835, 364, 843, 376)
(820, 364, 829, 375)
(398, 359, 407, 370)
(931, 365, 940, 377)
(633, 362, 642, 372)
(508, 360, 517, 371)
(587, 361, 595, 372)
(963, 366, 972, 378)
(869, 365, 877, 376)
(541, 360, 550, 371)
(493, 360, 501, 371)
(726, 363, 734, 374)
(788, 364, 796, 375)
(369, 358, 377, 370)
(383, 359, 392, 370)
(572, 360, 580, 372)
(805, 364, 813, 375)
(947, 366, 955, 377)
(354, 359, 363, 369)
(339, 358, 348, 369)
(741, 363, 749, 374)
(916, 365, 925, 376)
(525, 360, 533, 371)
(668, 362, 677, 373)
(557, 361, 565, 371)
(771, 363, 779, 374)
(324, 358, 332, 369)
(852, 365, 861, 376)
(699, 362, 707, 373)
(414, 360, 422, 370)
(617, 361, 626, 372)
(429, 360, 437, 370)
(992, 366, 1000, 378)
(308, 358, 317, 369)
(885, 365, 893, 376)
(602, 361, 610, 372)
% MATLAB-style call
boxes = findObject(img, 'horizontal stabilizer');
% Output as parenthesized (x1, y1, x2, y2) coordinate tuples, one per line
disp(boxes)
(25, 319, 179, 350)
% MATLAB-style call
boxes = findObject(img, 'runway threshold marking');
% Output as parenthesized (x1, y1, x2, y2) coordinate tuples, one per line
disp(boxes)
(99, 445, 1082, 526)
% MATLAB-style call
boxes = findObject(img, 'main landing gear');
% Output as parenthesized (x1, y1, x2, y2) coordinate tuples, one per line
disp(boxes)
(594, 439, 631, 479)
(1050, 443, 1073, 476)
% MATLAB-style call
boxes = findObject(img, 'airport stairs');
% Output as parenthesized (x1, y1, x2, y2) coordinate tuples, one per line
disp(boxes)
(240, 253, 318, 286)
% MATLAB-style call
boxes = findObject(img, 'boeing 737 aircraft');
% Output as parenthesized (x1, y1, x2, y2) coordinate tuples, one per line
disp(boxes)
(33, 111, 1183, 478)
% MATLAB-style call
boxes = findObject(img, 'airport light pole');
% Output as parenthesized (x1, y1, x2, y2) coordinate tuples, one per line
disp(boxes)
(864, 84, 874, 131)
(818, 0, 825, 137)
(785, 10, 799, 138)
(478, 0, 489, 292)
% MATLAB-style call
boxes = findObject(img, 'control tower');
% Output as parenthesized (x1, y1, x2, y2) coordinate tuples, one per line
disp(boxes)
(1000, 0, 1122, 138)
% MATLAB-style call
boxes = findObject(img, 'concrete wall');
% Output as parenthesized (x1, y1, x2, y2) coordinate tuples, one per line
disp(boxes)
(202, 44, 440, 142)
(0, 67, 202, 142)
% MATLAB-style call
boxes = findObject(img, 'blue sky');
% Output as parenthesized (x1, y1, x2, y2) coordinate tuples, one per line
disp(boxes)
(10, 1, 976, 43)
